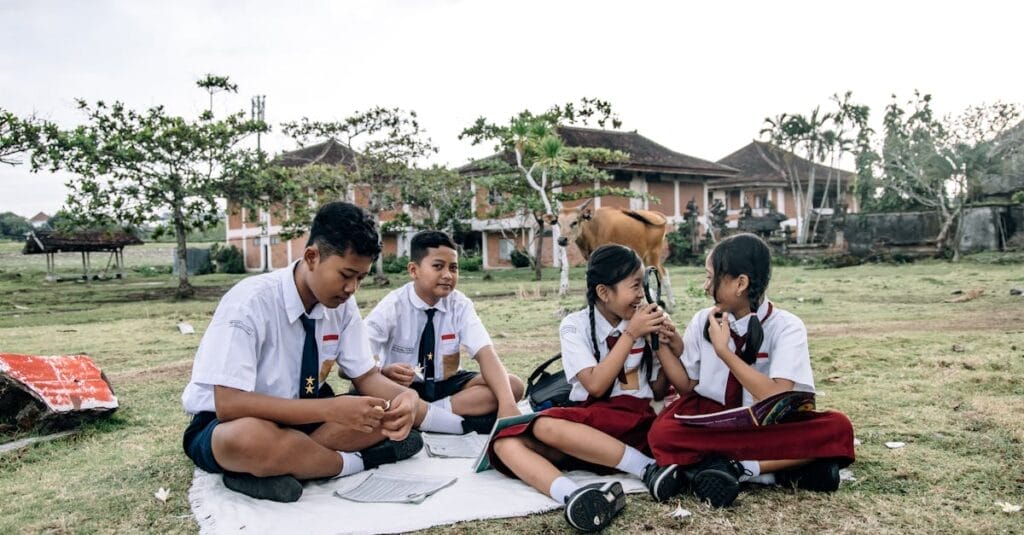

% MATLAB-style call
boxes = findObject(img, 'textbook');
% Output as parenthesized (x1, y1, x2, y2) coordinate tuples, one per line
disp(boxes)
(673, 390, 816, 428)
(473, 412, 539, 473)
(334, 472, 457, 504)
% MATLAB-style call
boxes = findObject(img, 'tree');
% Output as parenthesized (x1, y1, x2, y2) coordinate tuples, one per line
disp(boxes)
(761, 93, 871, 244)
(0, 212, 32, 240)
(1, 109, 39, 166)
(460, 98, 634, 295)
(877, 92, 1020, 259)
(277, 107, 438, 284)
(33, 75, 265, 297)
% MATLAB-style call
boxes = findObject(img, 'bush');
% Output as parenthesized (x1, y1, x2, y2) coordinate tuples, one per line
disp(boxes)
(210, 243, 246, 274)
(666, 223, 701, 265)
(459, 253, 482, 272)
(510, 248, 531, 268)
(381, 254, 410, 274)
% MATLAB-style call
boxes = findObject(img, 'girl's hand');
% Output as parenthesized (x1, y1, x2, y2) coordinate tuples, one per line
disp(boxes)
(627, 303, 666, 338)
(707, 306, 733, 359)
(658, 314, 683, 356)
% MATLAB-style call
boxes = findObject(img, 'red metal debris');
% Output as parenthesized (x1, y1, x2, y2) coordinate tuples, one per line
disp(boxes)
(0, 353, 118, 413)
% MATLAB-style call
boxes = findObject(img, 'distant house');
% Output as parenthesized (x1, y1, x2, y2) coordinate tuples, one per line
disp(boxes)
(714, 141, 858, 230)
(462, 126, 738, 268)
(28, 212, 49, 229)
(979, 120, 1024, 203)
(224, 139, 416, 272)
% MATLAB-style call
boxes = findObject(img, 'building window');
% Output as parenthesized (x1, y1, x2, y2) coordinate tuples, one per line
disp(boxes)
(498, 239, 515, 260)
(488, 189, 504, 206)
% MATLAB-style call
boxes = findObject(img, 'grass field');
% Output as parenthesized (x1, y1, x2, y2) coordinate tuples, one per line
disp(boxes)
(1, 240, 1023, 534)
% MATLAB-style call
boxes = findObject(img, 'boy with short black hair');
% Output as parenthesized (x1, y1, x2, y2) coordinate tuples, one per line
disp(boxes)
(182, 201, 422, 503)
(364, 230, 525, 434)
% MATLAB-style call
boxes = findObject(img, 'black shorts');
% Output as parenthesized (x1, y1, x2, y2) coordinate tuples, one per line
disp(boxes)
(410, 370, 479, 402)
(182, 383, 336, 474)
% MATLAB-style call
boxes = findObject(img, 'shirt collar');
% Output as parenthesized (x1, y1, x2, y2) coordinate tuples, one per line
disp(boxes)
(283, 260, 324, 323)
(591, 308, 627, 340)
(728, 298, 772, 336)
(405, 282, 449, 314)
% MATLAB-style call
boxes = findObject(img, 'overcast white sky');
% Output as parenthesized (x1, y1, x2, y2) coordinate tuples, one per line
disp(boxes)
(1, 0, 1021, 217)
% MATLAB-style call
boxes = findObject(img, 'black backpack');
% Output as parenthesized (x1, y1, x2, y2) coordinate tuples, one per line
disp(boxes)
(525, 353, 579, 411)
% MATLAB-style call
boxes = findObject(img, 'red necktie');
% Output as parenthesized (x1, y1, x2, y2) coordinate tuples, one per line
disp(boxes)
(723, 331, 747, 408)
(605, 334, 629, 384)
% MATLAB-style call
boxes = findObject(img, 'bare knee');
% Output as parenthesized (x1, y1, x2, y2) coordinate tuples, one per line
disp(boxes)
(212, 417, 289, 476)
(531, 417, 569, 445)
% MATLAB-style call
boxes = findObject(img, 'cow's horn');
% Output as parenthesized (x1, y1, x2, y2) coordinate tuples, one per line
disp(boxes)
(578, 197, 594, 211)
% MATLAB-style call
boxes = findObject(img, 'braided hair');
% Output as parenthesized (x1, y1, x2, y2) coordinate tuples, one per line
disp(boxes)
(703, 233, 772, 364)
(585, 244, 653, 392)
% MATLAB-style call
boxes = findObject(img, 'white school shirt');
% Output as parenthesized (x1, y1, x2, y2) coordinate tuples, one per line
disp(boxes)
(559, 307, 661, 402)
(680, 299, 815, 407)
(181, 260, 376, 414)
(364, 282, 493, 380)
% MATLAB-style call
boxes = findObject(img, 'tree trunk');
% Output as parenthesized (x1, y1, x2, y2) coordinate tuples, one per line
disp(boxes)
(934, 204, 957, 259)
(533, 219, 545, 282)
(371, 212, 389, 286)
(173, 211, 195, 299)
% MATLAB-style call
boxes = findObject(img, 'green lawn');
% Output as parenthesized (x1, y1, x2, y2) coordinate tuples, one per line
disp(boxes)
(1, 245, 1023, 533)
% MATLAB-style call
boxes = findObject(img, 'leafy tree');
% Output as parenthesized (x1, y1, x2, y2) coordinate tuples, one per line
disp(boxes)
(274, 107, 438, 284)
(32, 75, 266, 297)
(1, 109, 39, 166)
(877, 92, 1020, 260)
(0, 212, 32, 240)
(460, 98, 635, 295)
(761, 92, 871, 244)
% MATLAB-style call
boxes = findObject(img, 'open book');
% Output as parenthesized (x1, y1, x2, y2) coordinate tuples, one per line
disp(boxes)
(333, 472, 457, 504)
(673, 390, 816, 428)
(473, 412, 539, 473)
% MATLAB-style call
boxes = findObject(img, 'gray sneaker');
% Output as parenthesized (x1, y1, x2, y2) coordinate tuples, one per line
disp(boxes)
(564, 481, 626, 532)
(642, 463, 684, 502)
(222, 472, 302, 502)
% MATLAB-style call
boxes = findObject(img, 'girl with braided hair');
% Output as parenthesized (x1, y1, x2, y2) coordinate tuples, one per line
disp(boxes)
(645, 233, 855, 508)
(487, 244, 685, 532)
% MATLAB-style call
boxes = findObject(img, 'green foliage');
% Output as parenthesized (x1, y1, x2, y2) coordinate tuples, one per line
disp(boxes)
(1012, 191, 1024, 204)
(0, 212, 32, 240)
(458, 252, 482, 272)
(210, 243, 245, 274)
(666, 222, 698, 265)
(510, 248, 531, 268)
(1, 108, 40, 166)
(381, 254, 410, 274)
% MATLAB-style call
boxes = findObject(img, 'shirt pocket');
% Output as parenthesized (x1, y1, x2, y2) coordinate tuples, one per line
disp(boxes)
(320, 333, 340, 357)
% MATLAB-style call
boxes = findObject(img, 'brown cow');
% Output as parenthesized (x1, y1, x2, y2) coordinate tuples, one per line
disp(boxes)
(557, 199, 676, 311)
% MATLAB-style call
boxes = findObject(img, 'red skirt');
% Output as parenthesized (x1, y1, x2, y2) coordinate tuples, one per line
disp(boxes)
(487, 395, 656, 478)
(648, 392, 855, 467)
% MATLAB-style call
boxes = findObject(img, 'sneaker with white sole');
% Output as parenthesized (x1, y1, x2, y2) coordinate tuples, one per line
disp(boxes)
(563, 481, 626, 532)
(689, 456, 746, 508)
(642, 463, 684, 502)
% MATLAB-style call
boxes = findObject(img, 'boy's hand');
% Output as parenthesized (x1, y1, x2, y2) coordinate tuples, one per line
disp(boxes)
(379, 389, 418, 440)
(326, 395, 387, 434)
(381, 363, 416, 387)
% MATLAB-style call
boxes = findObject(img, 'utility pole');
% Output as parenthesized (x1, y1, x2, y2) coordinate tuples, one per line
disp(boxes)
(251, 95, 269, 271)
(251, 95, 266, 151)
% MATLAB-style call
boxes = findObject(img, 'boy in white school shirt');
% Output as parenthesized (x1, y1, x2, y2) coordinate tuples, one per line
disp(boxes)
(181, 202, 422, 503)
(363, 230, 525, 434)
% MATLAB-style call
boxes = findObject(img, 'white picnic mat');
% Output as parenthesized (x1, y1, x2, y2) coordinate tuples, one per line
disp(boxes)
(188, 449, 647, 534)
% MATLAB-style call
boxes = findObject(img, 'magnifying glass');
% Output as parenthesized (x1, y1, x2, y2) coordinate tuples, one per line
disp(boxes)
(642, 266, 663, 351)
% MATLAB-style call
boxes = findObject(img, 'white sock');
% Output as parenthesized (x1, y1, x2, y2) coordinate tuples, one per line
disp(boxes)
(748, 473, 776, 485)
(431, 396, 453, 412)
(338, 451, 365, 477)
(615, 446, 655, 478)
(738, 460, 761, 482)
(420, 404, 465, 434)
(549, 476, 581, 503)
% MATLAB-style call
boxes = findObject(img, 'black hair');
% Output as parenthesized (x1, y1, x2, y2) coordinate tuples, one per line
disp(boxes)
(305, 201, 382, 260)
(584, 244, 652, 394)
(410, 230, 457, 263)
(703, 233, 772, 364)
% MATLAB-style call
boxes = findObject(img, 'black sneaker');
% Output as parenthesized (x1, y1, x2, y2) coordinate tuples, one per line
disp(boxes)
(222, 472, 303, 502)
(776, 459, 841, 492)
(689, 456, 745, 508)
(460, 413, 497, 435)
(642, 463, 684, 502)
(564, 481, 626, 532)
(360, 430, 424, 469)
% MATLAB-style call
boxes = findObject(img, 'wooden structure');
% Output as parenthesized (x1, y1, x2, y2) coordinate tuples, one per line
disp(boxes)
(22, 230, 143, 282)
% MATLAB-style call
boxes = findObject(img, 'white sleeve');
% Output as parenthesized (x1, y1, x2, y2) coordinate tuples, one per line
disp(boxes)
(767, 317, 815, 392)
(190, 302, 260, 392)
(337, 299, 377, 379)
(680, 310, 706, 381)
(559, 316, 598, 385)
(363, 297, 392, 361)
(459, 298, 494, 359)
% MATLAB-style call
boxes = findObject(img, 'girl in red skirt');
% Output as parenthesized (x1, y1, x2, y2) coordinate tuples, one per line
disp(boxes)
(647, 233, 855, 507)
(488, 244, 684, 532)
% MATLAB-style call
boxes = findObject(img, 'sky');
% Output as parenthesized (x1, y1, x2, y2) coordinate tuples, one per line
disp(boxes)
(1, 0, 1021, 217)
